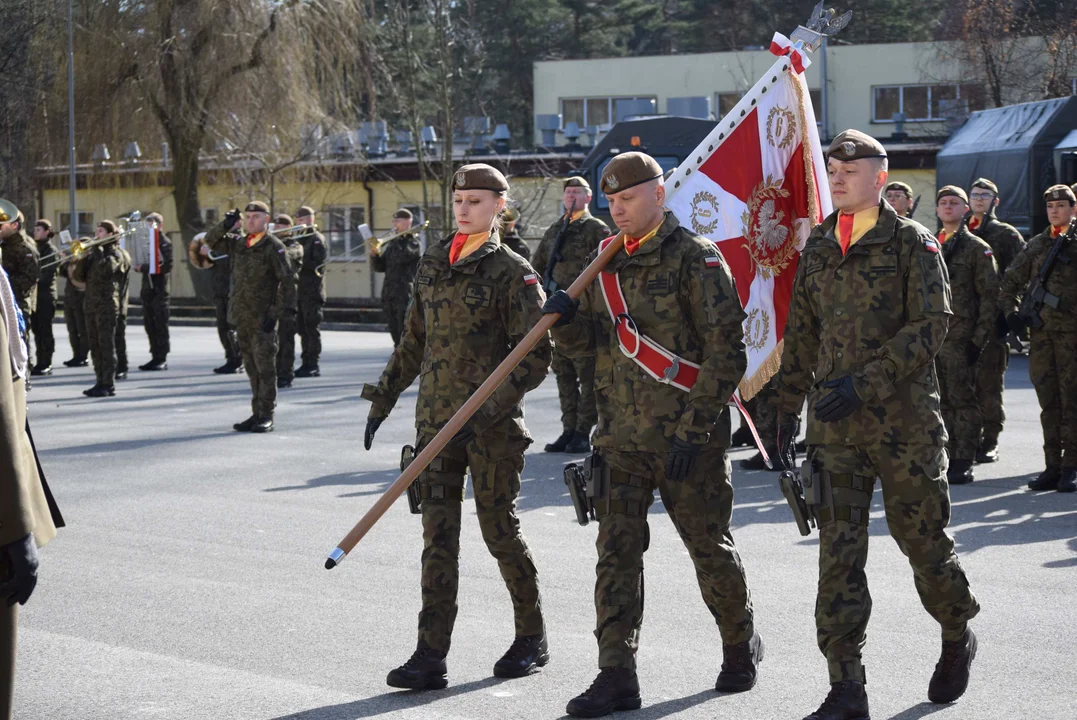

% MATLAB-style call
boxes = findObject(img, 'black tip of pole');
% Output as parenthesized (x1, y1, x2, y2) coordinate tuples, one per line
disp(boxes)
(324, 558, 336, 570)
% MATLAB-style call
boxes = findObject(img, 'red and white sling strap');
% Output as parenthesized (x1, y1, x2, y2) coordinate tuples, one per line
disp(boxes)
(596, 235, 770, 466)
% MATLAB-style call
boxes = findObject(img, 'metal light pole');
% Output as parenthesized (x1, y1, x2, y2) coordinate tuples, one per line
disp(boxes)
(67, 0, 76, 232)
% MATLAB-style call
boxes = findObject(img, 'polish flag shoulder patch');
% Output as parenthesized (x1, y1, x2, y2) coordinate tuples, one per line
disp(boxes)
(523, 273, 539, 286)
(923, 238, 940, 254)
(704, 256, 721, 268)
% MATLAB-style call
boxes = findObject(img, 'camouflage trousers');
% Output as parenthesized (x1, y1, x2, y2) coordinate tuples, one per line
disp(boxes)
(415, 435, 543, 652)
(936, 340, 981, 461)
(1028, 330, 1077, 469)
(811, 443, 979, 683)
(384, 292, 410, 347)
(276, 311, 298, 381)
(140, 285, 170, 361)
(214, 296, 240, 365)
(85, 307, 118, 386)
(236, 325, 278, 419)
(553, 349, 597, 434)
(65, 291, 90, 361)
(744, 378, 779, 448)
(297, 294, 323, 366)
(975, 338, 1008, 445)
(593, 447, 754, 670)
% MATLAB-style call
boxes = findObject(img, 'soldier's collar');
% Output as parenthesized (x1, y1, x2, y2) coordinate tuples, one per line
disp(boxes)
(449, 233, 501, 274)
(607, 212, 678, 271)
(850, 200, 897, 247)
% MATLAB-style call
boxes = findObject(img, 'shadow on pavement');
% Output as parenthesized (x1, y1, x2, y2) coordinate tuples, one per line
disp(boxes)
(37, 431, 232, 456)
(268, 677, 511, 719)
(265, 468, 400, 494)
(888, 700, 954, 719)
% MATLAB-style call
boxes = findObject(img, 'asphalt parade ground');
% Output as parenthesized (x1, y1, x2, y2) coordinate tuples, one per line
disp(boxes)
(15, 326, 1077, 719)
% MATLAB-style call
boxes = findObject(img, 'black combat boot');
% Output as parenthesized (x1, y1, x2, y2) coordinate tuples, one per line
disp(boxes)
(738, 450, 778, 472)
(86, 385, 115, 398)
(947, 459, 974, 485)
(493, 633, 550, 678)
(295, 364, 320, 378)
(251, 416, 274, 433)
(730, 424, 753, 448)
(1028, 467, 1061, 491)
(1058, 469, 1077, 493)
(565, 431, 592, 454)
(975, 438, 999, 463)
(139, 358, 167, 371)
(213, 361, 243, 374)
(30, 364, 53, 377)
(545, 429, 574, 453)
(64, 356, 89, 367)
(803, 680, 870, 720)
(277, 376, 293, 388)
(928, 628, 977, 703)
(233, 416, 258, 432)
(716, 631, 764, 692)
(82, 384, 100, 397)
(566, 667, 641, 718)
(116, 367, 128, 380)
(386, 647, 448, 690)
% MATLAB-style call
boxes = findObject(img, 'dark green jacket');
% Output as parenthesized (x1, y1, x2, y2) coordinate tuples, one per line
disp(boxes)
(940, 226, 999, 349)
(204, 221, 295, 328)
(971, 213, 1024, 276)
(298, 230, 328, 301)
(999, 228, 1077, 334)
(371, 232, 421, 302)
(501, 227, 531, 262)
(36, 238, 59, 305)
(1, 230, 39, 313)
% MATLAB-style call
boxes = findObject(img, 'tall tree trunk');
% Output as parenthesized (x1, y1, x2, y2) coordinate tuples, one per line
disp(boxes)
(168, 129, 206, 244)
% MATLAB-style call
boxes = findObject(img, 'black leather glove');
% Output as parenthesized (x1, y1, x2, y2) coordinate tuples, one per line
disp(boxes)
(542, 290, 579, 327)
(448, 423, 476, 448)
(665, 437, 702, 482)
(776, 413, 800, 472)
(1006, 312, 1026, 337)
(0, 534, 39, 607)
(261, 314, 276, 334)
(363, 416, 383, 450)
(224, 207, 241, 230)
(814, 375, 863, 423)
(966, 342, 982, 366)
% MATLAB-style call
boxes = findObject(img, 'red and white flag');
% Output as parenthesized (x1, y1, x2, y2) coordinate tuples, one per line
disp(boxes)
(665, 33, 832, 399)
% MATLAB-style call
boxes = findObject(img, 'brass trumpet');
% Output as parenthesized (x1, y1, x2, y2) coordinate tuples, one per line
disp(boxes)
(40, 231, 129, 270)
(271, 223, 318, 240)
(368, 220, 429, 256)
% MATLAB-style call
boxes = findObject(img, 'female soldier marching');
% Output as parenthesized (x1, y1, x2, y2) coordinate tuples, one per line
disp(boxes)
(361, 164, 552, 689)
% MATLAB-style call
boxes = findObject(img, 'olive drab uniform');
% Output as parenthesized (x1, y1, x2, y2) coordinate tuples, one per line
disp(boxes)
(970, 212, 1024, 449)
(936, 226, 999, 464)
(501, 226, 531, 262)
(555, 212, 756, 669)
(776, 201, 979, 684)
(371, 231, 421, 346)
(140, 230, 173, 363)
(999, 227, 1077, 472)
(0, 231, 38, 363)
(32, 237, 59, 369)
(532, 209, 610, 438)
(72, 242, 130, 388)
(362, 232, 551, 653)
(297, 229, 327, 368)
(210, 241, 240, 366)
(116, 247, 132, 375)
(276, 237, 304, 383)
(204, 221, 295, 420)
(61, 260, 89, 362)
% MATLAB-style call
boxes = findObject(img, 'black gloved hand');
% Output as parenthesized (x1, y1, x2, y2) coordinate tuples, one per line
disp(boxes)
(224, 207, 241, 230)
(776, 413, 800, 472)
(665, 437, 702, 482)
(0, 534, 39, 607)
(966, 342, 982, 366)
(1006, 312, 1026, 336)
(814, 375, 863, 423)
(261, 314, 276, 334)
(542, 290, 579, 327)
(449, 424, 476, 448)
(364, 416, 383, 450)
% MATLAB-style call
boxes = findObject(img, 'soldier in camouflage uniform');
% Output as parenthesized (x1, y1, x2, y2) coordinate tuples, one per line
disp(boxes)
(30, 220, 59, 375)
(204, 202, 295, 433)
(775, 131, 980, 720)
(195, 230, 242, 374)
(967, 178, 1025, 462)
(499, 207, 531, 261)
(933, 186, 999, 485)
(71, 221, 131, 397)
(362, 165, 551, 690)
(544, 153, 761, 718)
(999, 184, 1077, 493)
(114, 242, 132, 381)
(294, 206, 327, 377)
(533, 177, 610, 454)
(60, 254, 90, 367)
(371, 209, 422, 347)
(884, 181, 914, 219)
(0, 211, 39, 367)
(134, 212, 172, 371)
(272, 215, 304, 388)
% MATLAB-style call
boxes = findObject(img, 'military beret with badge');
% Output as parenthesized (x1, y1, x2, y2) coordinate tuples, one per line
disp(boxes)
(600, 151, 664, 194)
(1044, 184, 1076, 204)
(452, 163, 509, 193)
(826, 129, 887, 162)
(936, 185, 969, 204)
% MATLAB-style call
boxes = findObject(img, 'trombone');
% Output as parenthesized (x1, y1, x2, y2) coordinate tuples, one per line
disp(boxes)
(315, 220, 428, 273)
(40, 231, 130, 270)
(271, 223, 318, 240)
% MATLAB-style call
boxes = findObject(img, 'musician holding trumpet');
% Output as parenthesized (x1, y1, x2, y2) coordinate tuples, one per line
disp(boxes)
(371, 209, 422, 347)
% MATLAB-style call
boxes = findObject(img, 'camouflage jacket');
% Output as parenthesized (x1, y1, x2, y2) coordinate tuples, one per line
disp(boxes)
(210, 245, 233, 301)
(371, 232, 421, 302)
(204, 221, 295, 328)
(36, 239, 59, 305)
(999, 228, 1077, 334)
(940, 226, 999, 348)
(555, 212, 746, 452)
(1, 231, 39, 313)
(532, 208, 610, 357)
(73, 242, 131, 314)
(776, 201, 952, 446)
(298, 230, 328, 301)
(362, 232, 551, 446)
(281, 237, 304, 311)
(119, 247, 132, 315)
(971, 213, 1025, 276)
(501, 227, 531, 262)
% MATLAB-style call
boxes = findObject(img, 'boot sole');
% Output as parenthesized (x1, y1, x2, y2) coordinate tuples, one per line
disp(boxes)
(928, 632, 977, 704)
(386, 673, 448, 690)
(493, 650, 550, 678)
(566, 695, 643, 718)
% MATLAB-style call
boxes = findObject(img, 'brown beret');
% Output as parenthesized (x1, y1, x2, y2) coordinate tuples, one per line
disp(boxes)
(393, 208, 413, 220)
(1044, 184, 1077, 203)
(884, 181, 913, 198)
(970, 178, 998, 195)
(827, 129, 887, 162)
(936, 185, 969, 204)
(296, 206, 315, 218)
(98, 220, 118, 234)
(452, 163, 509, 193)
(600, 151, 664, 194)
(502, 206, 520, 222)
(245, 201, 270, 214)
(274, 214, 294, 226)
(563, 176, 591, 191)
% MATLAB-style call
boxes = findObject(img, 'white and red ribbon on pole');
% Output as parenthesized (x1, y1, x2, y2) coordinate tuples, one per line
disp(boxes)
(769, 32, 810, 75)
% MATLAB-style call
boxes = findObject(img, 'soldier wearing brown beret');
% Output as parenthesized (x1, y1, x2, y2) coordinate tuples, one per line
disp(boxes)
(371, 208, 422, 347)
(884, 181, 914, 218)
(294, 206, 328, 377)
(272, 214, 304, 388)
(499, 207, 531, 261)
(30, 220, 59, 375)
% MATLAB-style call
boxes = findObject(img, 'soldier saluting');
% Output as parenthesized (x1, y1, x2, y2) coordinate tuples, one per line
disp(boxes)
(775, 130, 979, 719)
(543, 152, 761, 718)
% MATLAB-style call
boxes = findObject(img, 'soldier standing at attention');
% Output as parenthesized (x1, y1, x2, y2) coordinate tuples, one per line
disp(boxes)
(499, 207, 531, 261)
(294, 206, 327, 377)
(933, 186, 999, 485)
(362, 164, 551, 690)
(967, 178, 1025, 462)
(371, 208, 421, 347)
(135, 212, 172, 371)
(30, 220, 59, 376)
(774, 130, 979, 719)
(60, 251, 89, 368)
(114, 240, 133, 381)
(273, 214, 303, 389)
(0, 210, 39, 368)
(999, 185, 1077, 493)
(203, 202, 295, 433)
(195, 229, 242, 374)
(884, 181, 914, 218)
(543, 152, 762, 718)
(533, 177, 610, 454)
(72, 220, 131, 397)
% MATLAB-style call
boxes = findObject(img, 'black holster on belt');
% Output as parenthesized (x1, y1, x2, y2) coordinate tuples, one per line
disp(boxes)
(779, 458, 823, 536)
(401, 445, 421, 514)
(565, 451, 605, 526)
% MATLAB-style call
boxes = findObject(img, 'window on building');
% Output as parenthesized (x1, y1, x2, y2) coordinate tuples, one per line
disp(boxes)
(558, 96, 657, 128)
(872, 84, 987, 122)
(325, 205, 367, 261)
(57, 211, 94, 237)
